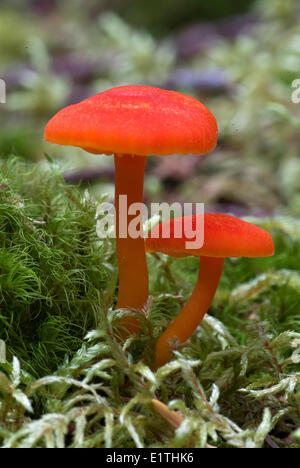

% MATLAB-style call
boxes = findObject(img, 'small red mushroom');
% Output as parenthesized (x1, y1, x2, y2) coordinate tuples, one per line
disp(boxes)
(146, 213, 274, 368)
(44, 85, 218, 332)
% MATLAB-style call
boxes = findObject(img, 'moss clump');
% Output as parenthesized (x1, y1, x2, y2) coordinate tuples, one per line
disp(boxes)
(0, 158, 299, 448)
(0, 158, 116, 376)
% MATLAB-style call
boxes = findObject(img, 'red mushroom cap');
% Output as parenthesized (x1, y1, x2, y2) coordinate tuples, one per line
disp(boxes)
(44, 85, 218, 156)
(146, 213, 274, 258)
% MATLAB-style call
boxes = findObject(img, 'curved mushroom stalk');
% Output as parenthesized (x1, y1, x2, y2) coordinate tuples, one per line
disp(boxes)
(155, 256, 224, 369)
(114, 154, 149, 332)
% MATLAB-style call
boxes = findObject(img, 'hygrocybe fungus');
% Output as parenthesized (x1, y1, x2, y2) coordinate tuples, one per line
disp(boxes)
(44, 85, 218, 331)
(146, 213, 274, 368)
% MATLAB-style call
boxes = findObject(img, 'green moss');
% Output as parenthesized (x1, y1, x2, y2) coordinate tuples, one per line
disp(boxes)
(0, 158, 116, 376)
(0, 158, 298, 448)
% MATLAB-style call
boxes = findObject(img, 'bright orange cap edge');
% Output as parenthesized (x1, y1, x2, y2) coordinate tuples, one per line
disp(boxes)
(146, 213, 275, 258)
(44, 85, 218, 157)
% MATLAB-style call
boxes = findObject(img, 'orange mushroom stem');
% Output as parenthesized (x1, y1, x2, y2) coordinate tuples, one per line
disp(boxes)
(114, 154, 148, 332)
(155, 257, 224, 368)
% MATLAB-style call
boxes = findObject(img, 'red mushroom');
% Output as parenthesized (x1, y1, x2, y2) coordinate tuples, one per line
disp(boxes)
(146, 213, 274, 368)
(44, 85, 218, 332)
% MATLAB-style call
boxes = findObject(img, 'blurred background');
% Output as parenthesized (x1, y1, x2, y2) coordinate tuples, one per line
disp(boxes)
(1, 0, 300, 216)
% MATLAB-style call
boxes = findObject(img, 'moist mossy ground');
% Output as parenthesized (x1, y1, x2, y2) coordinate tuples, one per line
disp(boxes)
(0, 158, 299, 448)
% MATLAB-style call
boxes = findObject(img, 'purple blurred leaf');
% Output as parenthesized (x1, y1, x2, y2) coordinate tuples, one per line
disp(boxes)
(66, 85, 94, 106)
(63, 166, 115, 184)
(2, 64, 35, 89)
(165, 67, 230, 94)
(176, 14, 258, 58)
(31, 0, 56, 15)
(152, 154, 202, 182)
(217, 14, 258, 39)
(176, 23, 219, 58)
(51, 54, 109, 82)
